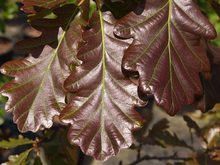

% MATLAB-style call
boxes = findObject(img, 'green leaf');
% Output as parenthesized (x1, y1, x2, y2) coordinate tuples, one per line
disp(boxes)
(0, 108, 5, 125)
(0, 136, 33, 149)
(2, 149, 32, 165)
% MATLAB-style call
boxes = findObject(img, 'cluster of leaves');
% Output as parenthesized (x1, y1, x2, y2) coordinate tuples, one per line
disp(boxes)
(0, 0, 220, 161)
(1, 107, 219, 164)
(0, 129, 80, 165)
(0, 135, 34, 165)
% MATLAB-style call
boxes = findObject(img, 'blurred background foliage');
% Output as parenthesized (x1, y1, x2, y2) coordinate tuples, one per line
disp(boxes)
(0, 0, 219, 165)
(0, 0, 18, 32)
(196, 0, 220, 46)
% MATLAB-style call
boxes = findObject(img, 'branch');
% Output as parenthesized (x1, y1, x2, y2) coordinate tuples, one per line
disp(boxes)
(128, 154, 192, 165)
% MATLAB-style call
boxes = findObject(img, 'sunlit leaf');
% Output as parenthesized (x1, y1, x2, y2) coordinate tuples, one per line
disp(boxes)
(114, 0, 217, 115)
(0, 5, 81, 132)
(60, 11, 146, 160)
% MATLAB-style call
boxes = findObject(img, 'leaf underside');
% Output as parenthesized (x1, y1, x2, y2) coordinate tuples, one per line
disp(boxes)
(60, 11, 145, 161)
(0, 4, 81, 132)
(0, 0, 219, 161)
(114, 0, 217, 115)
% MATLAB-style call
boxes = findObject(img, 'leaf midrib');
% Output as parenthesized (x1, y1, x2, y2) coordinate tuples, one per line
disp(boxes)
(99, 9, 106, 157)
(168, 0, 174, 110)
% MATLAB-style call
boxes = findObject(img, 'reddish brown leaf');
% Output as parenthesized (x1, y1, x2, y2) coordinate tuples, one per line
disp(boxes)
(114, 0, 217, 115)
(20, 0, 67, 13)
(15, 5, 80, 60)
(0, 5, 81, 132)
(60, 11, 146, 160)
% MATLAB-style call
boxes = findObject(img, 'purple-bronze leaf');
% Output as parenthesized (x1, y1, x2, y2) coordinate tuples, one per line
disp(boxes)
(60, 11, 146, 161)
(15, 4, 81, 61)
(0, 5, 81, 132)
(114, 0, 217, 115)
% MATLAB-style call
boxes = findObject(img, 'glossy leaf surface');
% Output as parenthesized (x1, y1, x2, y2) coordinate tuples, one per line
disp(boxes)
(60, 11, 145, 160)
(114, 0, 217, 115)
(0, 5, 81, 132)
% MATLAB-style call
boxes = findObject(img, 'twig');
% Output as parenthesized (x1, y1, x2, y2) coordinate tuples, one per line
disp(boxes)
(128, 154, 192, 165)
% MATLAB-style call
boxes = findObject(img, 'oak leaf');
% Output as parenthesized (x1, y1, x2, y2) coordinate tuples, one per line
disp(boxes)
(114, 0, 217, 115)
(0, 5, 81, 132)
(60, 11, 145, 160)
